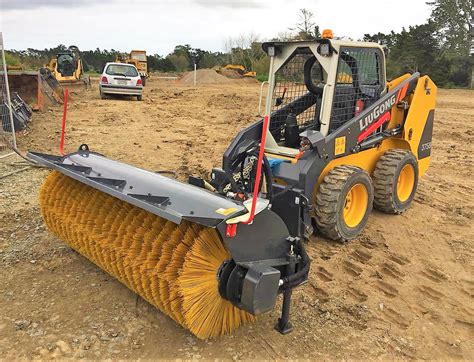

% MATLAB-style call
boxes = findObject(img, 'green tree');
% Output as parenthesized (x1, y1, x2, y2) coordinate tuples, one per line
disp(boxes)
(427, 0, 472, 55)
(363, 31, 397, 50)
(156, 57, 177, 72)
(5, 52, 21, 66)
(289, 9, 320, 40)
(167, 53, 190, 72)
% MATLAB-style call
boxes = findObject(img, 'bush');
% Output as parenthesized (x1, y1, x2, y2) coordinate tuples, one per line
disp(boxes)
(5, 52, 21, 66)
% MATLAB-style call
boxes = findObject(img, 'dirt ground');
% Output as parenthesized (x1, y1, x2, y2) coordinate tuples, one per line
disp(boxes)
(1, 77, 473, 359)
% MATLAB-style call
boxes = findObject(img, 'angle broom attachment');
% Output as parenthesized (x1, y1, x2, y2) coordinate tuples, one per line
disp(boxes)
(39, 171, 255, 339)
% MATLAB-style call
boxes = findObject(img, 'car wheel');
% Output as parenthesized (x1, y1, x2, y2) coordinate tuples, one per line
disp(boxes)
(137, 95, 142, 101)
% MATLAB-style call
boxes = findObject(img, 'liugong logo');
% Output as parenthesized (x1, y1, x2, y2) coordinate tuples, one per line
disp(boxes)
(359, 94, 397, 131)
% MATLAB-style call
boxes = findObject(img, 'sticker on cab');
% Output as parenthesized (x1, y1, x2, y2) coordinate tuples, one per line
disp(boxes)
(335, 136, 346, 156)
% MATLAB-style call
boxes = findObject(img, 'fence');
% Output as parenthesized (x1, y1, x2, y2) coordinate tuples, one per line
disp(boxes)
(0, 32, 17, 159)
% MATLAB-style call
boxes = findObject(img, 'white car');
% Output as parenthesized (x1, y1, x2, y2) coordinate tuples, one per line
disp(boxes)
(99, 62, 143, 101)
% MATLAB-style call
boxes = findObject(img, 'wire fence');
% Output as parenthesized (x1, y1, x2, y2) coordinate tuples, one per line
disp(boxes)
(0, 32, 17, 159)
(269, 50, 322, 142)
(330, 47, 383, 133)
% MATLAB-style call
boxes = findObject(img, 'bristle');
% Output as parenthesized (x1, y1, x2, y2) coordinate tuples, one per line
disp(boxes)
(178, 229, 256, 339)
(39, 171, 256, 339)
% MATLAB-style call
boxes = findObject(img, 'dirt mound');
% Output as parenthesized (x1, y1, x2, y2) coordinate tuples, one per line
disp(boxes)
(180, 69, 231, 85)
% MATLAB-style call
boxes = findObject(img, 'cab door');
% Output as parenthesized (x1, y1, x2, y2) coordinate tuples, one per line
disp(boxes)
(329, 47, 385, 133)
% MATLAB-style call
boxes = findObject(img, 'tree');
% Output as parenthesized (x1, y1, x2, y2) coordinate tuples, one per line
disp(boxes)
(167, 54, 189, 72)
(289, 8, 320, 40)
(364, 20, 471, 87)
(427, 0, 472, 56)
(363, 31, 397, 51)
(224, 32, 265, 71)
(156, 57, 177, 72)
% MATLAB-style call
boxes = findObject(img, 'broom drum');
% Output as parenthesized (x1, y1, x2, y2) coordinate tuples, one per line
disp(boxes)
(39, 171, 255, 339)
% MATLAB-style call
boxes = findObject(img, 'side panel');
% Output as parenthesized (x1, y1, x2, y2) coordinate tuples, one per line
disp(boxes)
(402, 76, 437, 176)
(417, 110, 434, 160)
(217, 209, 290, 263)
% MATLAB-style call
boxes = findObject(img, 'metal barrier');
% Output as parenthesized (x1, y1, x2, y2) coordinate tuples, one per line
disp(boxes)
(154, 76, 178, 82)
(0, 32, 17, 159)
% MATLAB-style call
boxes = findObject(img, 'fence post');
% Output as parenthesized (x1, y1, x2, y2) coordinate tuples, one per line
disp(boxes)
(0, 32, 17, 158)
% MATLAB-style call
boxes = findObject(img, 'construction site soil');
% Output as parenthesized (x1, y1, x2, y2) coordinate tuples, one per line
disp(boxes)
(1, 76, 473, 359)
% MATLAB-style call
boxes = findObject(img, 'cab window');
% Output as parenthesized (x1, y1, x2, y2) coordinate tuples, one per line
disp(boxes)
(330, 47, 384, 132)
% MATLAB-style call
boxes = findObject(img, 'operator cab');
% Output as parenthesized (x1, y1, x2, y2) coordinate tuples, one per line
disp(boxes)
(262, 36, 386, 155)
(330, 46, 385, 132)
(56, 52, 77, 77)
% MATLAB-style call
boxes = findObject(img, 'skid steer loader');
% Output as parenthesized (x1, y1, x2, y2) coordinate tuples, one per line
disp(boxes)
(44, 46, 91, 89)
(28, 32, 436, 339)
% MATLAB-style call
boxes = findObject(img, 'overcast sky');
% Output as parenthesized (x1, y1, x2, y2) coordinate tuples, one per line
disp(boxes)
(1, 0, 432, 54)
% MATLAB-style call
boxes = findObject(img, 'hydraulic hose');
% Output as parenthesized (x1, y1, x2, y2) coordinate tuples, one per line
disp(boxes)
(245, 151, 273, 203)
(280, 240, 310, 290)
(262, 155, 273, 202)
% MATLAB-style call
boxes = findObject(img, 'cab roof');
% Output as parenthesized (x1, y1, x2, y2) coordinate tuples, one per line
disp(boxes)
(262, 38, 384, 55)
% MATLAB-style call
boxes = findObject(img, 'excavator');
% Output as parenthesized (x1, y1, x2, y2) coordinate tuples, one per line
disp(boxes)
(224, 64, 256, 77)
(44, 46, 90, 88)
(29, 30, 436, 339)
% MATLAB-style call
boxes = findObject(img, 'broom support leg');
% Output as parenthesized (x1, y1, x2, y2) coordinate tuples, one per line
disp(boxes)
(275, 249, 297, 334)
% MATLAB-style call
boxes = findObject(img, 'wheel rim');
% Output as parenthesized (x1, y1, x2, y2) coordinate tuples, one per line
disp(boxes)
(343, 183, 368, 228)
(397, 164, 415, 202)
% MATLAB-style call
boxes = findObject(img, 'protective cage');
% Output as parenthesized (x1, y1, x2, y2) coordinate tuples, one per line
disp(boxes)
(330, 46, 385, 132)
(269, 48, 325, 142)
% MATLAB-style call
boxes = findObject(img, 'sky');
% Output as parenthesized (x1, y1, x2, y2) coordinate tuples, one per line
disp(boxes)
(1, 0, 432, 55)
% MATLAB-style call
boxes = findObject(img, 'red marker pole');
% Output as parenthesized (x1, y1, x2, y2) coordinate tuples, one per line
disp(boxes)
(225, 114, 270, 237)
(59, 88, 69, 156)
(242, 114, 270, 225)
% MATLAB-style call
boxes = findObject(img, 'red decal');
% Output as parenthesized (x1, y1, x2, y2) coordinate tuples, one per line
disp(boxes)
(226, 223, 238, 237)
(357, 111, 391, 142)
(396, 83, 409, 103)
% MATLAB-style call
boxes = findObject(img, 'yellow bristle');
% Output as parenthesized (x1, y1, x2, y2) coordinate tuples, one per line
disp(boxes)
(39, 171, 256, 339)
(178, 229, 256, 339)
(166, 226, 201, 323)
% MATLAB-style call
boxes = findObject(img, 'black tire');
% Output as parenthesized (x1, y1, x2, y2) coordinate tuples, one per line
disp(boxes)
(315, 165, 374, 242)
(100, 90, 107, 100)
(137, 95, 142, 101)
(373, 149, 418, 214)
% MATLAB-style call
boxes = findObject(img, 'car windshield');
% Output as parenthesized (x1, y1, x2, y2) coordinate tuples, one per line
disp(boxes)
(106, 64, 138, 77)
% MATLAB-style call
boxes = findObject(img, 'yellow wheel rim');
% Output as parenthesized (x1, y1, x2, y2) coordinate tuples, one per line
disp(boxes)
(343, 183, 368, 228)
(397, 164, 415, 202)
